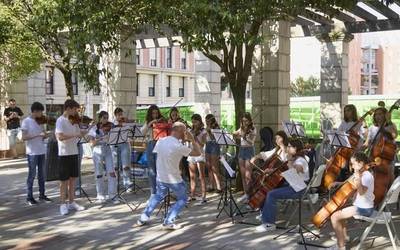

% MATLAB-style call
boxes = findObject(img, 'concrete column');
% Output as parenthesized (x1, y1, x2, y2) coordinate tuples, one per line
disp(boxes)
(318, 33, 353, 131)
(194, 51, 221, 121)
(252, 21, 291, 141)
(101, 35, 137, 119)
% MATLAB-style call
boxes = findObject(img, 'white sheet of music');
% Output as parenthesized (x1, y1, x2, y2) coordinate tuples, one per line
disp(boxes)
(220, 156, 235, 178)
(281, 168, 307, 192)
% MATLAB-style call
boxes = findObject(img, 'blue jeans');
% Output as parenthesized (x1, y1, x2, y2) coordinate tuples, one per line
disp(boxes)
(27, 154, 45, 199)
(357, 207, 374, 217)
(142, 181, 188, 225)
(146, 140, 157, 194)
(261, 185, 304, 224)
(112, 142, 132, 187)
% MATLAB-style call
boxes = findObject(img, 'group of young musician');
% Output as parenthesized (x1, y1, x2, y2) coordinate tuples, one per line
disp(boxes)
(19, 98, 399, 248)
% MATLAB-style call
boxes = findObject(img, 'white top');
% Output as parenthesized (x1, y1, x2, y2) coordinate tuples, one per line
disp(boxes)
(55, 115, 80, 156)
(153, 136, 191, 184)
(367, 124, 396, 145)
(338, 121, 365, 138)
(260, 148, 288, 162)
(190, 128, 207, 153)
(20, 116, 46, 155)
(235, 127, 257, 147)
(353, 171, 375, 209)
(140, 122, 154, 141)
(292, 156, 309, 181)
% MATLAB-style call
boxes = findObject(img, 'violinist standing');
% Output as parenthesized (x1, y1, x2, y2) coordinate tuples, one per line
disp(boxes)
(88, 111, 118, 204)
(141, 105, 164, 195)
(56, 99, 86, 215)
(205, 114, 222, 192)
(21, 102, 52, 205)
(329, 152, 375, 250)
(234, 112, 257, 203)
(112, 108, 132, 192)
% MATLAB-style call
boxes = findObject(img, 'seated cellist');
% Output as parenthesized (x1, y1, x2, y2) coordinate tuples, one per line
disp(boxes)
(330, 152, 375, 250)
(364, 107, 397, 148)
(250, 130, 288, 168)
(255, 138, 309, 232)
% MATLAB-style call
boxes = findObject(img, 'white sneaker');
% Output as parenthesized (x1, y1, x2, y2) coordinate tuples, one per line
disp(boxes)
(136, 214, 150, 226)
(60, 204, 69, 215)
(95, 196, 106, 204)
(111, 198, 120, 204)
(68, 201, 85, 211)
(256, 214, 262, 221)
(237, 194, 249, 203)
(255, 223, 276, 233)
(162, 223, 183, 230)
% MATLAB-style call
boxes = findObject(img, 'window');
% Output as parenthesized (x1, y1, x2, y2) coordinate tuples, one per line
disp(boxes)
(181, 49, 187, 69)
(150, 48, 157, 67)
(179, 77, 185, 97)
(45, 66, 54, 95)
(71, 71, 78, 95)
(166, 47, 172, 68)
(166, 76, 171, 97)
(136, 49, 140, 65)
(137, 73, 140, 96)
(149, 75, 156, 97)
(93, 85, 100, 96)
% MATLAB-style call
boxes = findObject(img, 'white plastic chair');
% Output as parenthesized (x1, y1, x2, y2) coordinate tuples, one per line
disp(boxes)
(354, 176, 400, 250)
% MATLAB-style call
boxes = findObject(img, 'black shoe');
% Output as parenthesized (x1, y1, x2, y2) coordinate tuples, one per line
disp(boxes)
(27, 198, 38, 205)
(39, 196, 52, 203)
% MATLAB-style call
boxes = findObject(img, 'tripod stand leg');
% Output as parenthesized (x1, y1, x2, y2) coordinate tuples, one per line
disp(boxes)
(78, 187, 93, 203)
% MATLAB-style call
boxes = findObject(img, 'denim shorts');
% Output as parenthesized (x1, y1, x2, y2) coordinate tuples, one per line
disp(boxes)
(7, 128, 19, 147)
(238, 146, 255, 160)
(205, 141, 220, 155)
(356, 207, 374, 217)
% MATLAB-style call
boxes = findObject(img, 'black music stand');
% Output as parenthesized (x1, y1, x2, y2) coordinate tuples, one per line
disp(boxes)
(275, 120, 319, 249)
(76, 135, 92, 203)
(325, 130, 352, 149)
(213, 129, 243, 223)
(100, 126, 138, 212)
(120, 124, 145, 194)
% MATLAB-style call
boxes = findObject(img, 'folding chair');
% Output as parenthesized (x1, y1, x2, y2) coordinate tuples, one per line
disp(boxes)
(354, 176, 400, 250)
(283, 164, 327, 228)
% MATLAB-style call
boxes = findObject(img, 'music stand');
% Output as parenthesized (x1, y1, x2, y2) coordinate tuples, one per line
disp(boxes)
(100, 126, 138, 212)
(325, 130, 352, 149)
(213, 129, 243, 223)
(75, 134, 92, 203)
(120, 124, 145, 194)
(282, 120, 306, 138)
(275, 120, 319, 249)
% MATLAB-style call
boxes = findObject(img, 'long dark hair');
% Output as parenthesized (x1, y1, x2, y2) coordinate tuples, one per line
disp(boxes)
(146, 105, 161, 123)
(275, 130, 289, 147)
(288, 138, 305, 158)
(260, 127, 274, 152)
(191, 113, 204, 135)
(372, 107, 387, 126)
(343, 104, 358, 122)
(96, 111, 109, 134)
(240, 112, 254, 131)
(169, 107, 180, 121)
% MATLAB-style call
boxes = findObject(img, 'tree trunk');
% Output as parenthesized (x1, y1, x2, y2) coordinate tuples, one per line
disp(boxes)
(61, 69, 74, 99)
(230, 80, 247, 192)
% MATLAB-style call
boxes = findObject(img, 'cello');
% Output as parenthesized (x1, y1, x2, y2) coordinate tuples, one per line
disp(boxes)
(368, 99, 400, 205)
(248, 154, 288, 209)
(322, 109, 374, 190)
(312, 160, 377, 228)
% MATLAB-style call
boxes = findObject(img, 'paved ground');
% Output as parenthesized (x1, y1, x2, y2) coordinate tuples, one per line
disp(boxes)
(0, 158, 399, 250)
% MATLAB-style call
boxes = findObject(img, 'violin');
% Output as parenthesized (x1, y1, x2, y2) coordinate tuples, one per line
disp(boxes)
(99, 122, 113, 133)
(68, 114, 93, 127)
(312, 161, 378, 228)
(35, 115, 56, 126)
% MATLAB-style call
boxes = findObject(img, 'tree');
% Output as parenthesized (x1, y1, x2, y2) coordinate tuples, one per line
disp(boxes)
(0, 4, 42, 103)
(148, 0, 359, 129)
(290, 76, 320, 97)
(2, 0, 142, 98)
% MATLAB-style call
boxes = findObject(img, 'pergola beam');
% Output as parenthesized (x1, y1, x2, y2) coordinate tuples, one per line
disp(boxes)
(351, 5, 379, 20)
(363, 1, 399, 19)
(303, 10, 334, 25)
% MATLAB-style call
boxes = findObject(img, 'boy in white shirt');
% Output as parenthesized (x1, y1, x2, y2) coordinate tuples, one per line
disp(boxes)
(55, 99, 86, 215)
(21, 102, 52, 205)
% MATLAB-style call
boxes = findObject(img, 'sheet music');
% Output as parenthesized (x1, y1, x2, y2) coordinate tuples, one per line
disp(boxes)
(282, 121, 306, 137)
(107, 127, 130, 145)
(211, 129, 236, 146)
(220, 156, 235, 178)
(281, 168, 307, 192)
